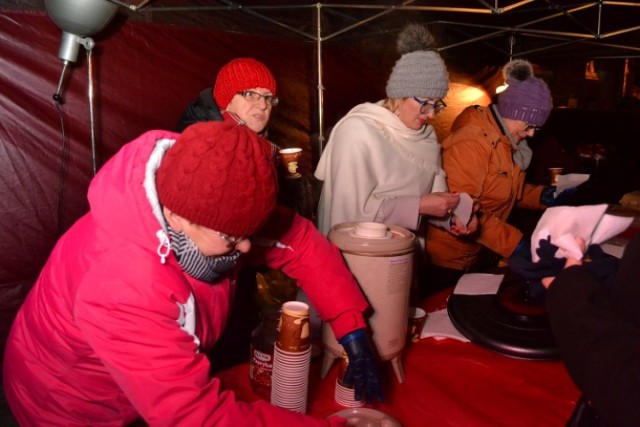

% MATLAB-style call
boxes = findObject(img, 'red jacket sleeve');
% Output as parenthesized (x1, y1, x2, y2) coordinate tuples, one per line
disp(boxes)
(249, 205, 369, 339)
(75, 271, 339, 427)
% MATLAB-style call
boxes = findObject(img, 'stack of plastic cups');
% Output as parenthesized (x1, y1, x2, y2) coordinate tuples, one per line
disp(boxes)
(334, 354, 365, 408)
(270, 301, 313, 413)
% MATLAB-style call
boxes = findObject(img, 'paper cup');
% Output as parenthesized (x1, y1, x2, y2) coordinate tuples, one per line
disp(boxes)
(548, 167, 564, 187)
(407, 307, 427, 343)
(279, 148, 303, 178)
(277, 301, 311, 352)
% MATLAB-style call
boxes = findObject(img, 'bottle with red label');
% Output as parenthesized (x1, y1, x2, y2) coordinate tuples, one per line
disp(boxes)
(249, 306, 281, 400)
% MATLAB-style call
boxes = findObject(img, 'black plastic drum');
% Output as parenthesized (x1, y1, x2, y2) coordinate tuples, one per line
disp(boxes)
(447, 271, 559, 360)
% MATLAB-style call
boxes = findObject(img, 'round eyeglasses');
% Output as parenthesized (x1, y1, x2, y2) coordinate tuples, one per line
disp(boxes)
(237, 90, 279, 106)
(213, 230, 245, 248)
(412, 97, 447, 115)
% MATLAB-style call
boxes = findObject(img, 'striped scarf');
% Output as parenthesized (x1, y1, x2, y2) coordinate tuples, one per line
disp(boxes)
(168, 226, 241, 283)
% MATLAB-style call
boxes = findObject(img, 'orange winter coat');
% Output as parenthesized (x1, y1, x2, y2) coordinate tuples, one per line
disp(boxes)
(426, 105, 546, 271)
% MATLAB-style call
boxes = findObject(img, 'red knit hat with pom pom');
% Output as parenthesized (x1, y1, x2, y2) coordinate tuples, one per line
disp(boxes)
(156, 121, 276, 236)
(213, 58, 277, 109)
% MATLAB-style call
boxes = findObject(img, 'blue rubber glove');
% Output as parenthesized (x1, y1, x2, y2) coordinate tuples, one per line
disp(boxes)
(338, 329, 384, 403)
(540, 186, 577, 207)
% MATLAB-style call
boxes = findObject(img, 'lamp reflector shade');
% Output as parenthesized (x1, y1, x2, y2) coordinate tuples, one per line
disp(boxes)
(44, 0, 119, 37)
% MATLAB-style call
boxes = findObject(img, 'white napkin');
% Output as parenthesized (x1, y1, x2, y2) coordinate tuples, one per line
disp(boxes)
(555, 173, 589, 196)
(531, 204, 634, 261)
(453, 192, 473, 226)
(452, 273, 504, 295)
(420, 308, 470, 342)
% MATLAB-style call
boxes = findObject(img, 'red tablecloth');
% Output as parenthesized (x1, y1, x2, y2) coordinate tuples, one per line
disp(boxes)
(217, 289, 581, 426)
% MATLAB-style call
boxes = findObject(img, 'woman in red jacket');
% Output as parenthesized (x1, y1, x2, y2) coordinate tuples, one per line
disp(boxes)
(3, 121, 382, 426)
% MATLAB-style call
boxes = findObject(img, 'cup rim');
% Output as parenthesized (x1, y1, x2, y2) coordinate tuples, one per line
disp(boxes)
(282, 301, 310, 317)
(279, 147, 303, 154)
(408, 306, 427, 318)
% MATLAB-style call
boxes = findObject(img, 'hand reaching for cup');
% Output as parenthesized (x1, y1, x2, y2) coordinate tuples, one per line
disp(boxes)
(337, 329, 384, 403)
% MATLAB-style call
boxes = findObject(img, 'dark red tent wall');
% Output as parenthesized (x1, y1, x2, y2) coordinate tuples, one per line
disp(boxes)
(0, 8, 396, 358)
(4, 8, 638, 364)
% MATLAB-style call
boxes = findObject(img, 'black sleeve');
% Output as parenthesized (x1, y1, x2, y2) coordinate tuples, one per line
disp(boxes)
(174, 88, 223, 132)
(546, 245, 640, 427)
(612, 233, 640, 329)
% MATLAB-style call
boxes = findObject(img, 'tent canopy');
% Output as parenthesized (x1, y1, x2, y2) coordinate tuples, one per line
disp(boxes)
(120, 0, 640, 61)
(10, 0, 640, 61)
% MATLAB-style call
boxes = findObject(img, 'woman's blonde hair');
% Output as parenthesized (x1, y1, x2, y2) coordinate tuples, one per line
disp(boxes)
(383, 98, 403, 114)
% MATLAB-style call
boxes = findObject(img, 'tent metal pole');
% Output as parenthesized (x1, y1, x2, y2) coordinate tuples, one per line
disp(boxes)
(316, 3, 325, 156)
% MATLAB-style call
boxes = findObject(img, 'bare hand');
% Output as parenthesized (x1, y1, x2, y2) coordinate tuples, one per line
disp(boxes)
(449, 199, 480, 235)
(450, 213, 479, 235)
(420, 192, 460, 217)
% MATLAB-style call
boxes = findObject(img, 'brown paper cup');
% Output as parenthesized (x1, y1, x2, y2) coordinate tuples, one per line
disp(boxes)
(279, 148, 302, 178)
(277, 301, 310, 352)
(337, 354, 350, 386)
(548, 167, 564, 187)
(407, 306, 427, 343)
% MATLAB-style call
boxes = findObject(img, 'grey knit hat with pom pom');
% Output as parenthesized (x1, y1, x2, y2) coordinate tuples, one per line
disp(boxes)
(497, 59, 553, 127)
(386, 24, 449, 100)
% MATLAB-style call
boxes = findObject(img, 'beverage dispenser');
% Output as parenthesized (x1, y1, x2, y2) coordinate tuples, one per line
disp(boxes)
(321, 222, 415, 383)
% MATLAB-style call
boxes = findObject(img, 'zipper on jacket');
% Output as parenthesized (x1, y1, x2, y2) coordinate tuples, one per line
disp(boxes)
(156, 230, 171, 264)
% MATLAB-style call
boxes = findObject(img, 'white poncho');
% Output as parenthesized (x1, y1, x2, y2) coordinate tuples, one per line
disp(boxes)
(314, 101, 447, 235)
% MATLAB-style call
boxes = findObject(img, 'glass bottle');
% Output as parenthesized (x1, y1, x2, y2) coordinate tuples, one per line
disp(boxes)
(249, 306, 281, 400)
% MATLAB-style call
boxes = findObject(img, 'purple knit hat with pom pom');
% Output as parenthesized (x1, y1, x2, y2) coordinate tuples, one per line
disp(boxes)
(497, 59, 553, 127)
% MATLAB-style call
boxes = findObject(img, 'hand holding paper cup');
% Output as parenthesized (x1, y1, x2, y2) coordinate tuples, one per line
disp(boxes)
(279, 148, 303, 178)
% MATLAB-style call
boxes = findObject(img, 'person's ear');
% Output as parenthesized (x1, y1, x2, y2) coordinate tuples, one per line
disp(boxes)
(163, 207, 185, 232)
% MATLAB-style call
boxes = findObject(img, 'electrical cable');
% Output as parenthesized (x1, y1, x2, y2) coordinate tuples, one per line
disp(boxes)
(54, 98, 69, 239)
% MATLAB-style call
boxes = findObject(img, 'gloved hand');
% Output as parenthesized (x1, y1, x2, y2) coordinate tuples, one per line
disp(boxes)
(511, 236, 532, 261)
(509, 236, 565, 298)
(338, 329, 384, 403)
(540, 186, 577, 207)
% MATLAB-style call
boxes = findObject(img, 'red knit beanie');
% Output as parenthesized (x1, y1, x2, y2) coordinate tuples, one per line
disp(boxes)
(213, 58, 277, 109)
(156, 121, 277, 237)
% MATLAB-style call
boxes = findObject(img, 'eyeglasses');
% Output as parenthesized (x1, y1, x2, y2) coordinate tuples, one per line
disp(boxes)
(525, 124, 541, 132)
(412, 97, 447, 115)
(213, 230, 245, 248)
(237, 90, 279, 106)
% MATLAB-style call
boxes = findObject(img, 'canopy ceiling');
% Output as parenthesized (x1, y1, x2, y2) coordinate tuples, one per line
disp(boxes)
(7, 1, 640, 62)
(105, 0, 640, 62)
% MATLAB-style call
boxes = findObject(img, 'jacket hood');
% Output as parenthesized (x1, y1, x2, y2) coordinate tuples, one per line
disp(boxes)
(443, 105, 502, 150)
(87, 130, 179, 257)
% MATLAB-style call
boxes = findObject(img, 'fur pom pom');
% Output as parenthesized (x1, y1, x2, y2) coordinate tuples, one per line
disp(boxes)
(397, 23, 436, 55)
(503, 59, 533, 82)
